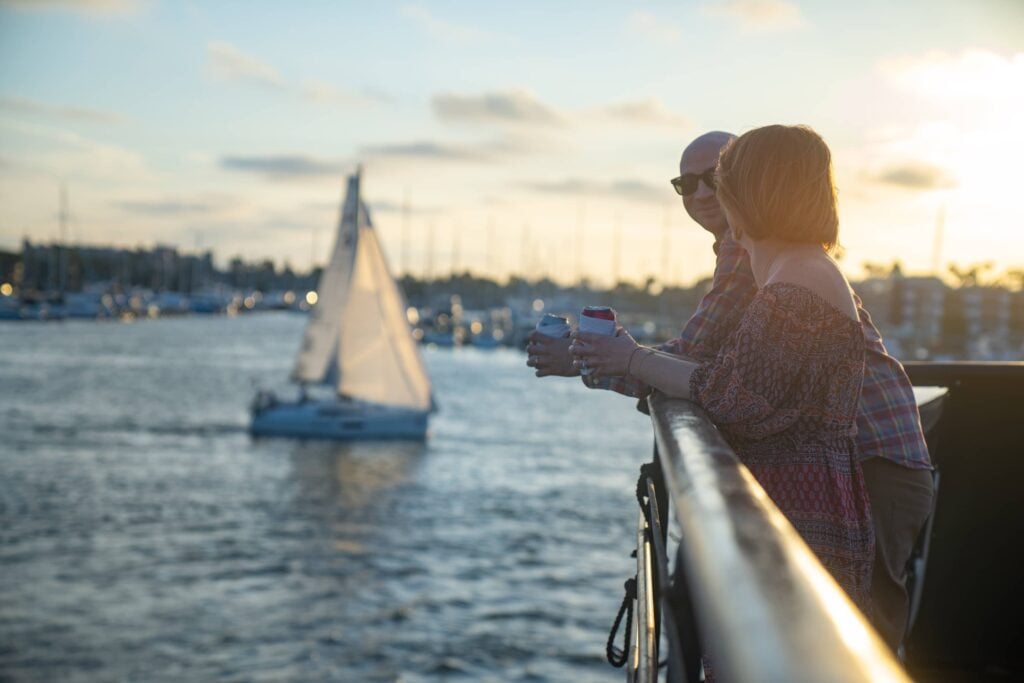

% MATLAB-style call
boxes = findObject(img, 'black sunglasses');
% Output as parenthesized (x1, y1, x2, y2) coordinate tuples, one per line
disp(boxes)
(670, 168, 716, 196)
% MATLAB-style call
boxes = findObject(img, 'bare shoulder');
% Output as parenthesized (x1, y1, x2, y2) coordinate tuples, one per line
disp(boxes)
(770, 255, 858, 321)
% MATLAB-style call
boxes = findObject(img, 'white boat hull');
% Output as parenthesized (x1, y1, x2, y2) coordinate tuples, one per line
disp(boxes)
(250, 397, 428, 440)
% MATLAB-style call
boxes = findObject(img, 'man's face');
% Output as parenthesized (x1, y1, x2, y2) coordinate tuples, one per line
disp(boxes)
(680, 143, 728, 238)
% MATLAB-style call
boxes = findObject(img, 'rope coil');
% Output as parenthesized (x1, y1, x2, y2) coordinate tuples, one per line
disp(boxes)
(605, 461, 663, 670)
(605, 577, 637, 667)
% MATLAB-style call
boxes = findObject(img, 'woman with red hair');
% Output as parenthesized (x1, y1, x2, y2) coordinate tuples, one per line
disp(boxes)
(573, 124, 873, 611)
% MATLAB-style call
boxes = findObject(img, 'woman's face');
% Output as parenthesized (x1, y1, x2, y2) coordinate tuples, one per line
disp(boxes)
(722, 204, 752, 250)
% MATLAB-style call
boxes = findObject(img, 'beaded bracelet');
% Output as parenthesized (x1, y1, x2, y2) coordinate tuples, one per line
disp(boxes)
(627, 346, 655, 378)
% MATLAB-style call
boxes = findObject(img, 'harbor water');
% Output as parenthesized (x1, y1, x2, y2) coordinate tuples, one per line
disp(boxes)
(0, 313, 654, 682)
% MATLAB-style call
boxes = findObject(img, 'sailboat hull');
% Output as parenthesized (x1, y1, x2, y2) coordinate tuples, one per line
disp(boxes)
(250, 398, 428, 440)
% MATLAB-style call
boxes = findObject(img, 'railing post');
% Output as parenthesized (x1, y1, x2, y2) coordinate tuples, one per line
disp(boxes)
(630, 507, 656, 682)
(645, 392, 910, 682)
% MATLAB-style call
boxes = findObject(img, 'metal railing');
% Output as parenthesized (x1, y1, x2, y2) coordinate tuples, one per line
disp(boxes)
(628, 393, 910, 682)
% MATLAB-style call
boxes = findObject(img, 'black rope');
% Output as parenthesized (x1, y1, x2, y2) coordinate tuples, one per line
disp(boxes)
(605, 577, 636, 668)
(636, 461, 660, 527)
(605, 461, 667, 671)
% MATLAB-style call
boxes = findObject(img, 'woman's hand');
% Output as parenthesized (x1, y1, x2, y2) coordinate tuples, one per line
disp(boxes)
(569, 326, 640, 380)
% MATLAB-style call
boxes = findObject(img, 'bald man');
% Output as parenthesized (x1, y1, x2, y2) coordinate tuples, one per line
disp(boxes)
(526, 131, 749, 377)
(526, 130, 934, 654)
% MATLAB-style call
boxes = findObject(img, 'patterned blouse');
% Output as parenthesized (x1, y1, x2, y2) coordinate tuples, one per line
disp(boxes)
(689, 282, 874, 610)
(594, 234, 931, 471)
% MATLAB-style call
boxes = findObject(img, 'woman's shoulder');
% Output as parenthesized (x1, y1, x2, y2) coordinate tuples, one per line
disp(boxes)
(764, 255, 858, 322)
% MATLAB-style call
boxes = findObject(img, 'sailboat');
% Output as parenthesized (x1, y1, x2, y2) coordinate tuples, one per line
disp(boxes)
(250, 169, 434, 439)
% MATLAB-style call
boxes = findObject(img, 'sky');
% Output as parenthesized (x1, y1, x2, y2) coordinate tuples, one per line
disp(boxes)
(1, 0, 1022, 287)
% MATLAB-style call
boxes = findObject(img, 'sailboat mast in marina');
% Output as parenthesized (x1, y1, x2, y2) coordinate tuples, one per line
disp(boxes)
(250, 169, 433, 439)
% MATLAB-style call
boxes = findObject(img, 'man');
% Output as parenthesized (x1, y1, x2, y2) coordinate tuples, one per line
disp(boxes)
(526, 131, 935, 654)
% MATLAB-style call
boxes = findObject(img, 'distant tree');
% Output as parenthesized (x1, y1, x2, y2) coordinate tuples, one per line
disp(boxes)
(890, 275, 905, 326)
(863, 261, 889, 279)
(997, 269, 1024, 292)
(948, 262, 994, 288)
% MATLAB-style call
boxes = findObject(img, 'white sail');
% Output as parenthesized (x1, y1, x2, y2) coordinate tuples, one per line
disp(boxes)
(253, 169, 432, 440)
(336, 200, 432, 411)
(292, 175, 361, 384)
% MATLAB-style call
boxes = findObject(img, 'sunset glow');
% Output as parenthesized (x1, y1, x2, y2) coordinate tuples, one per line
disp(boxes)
(1, 1, 1022, 286)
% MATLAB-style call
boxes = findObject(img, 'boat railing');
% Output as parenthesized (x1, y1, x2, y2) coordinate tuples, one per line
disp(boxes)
(628, 392, 909, 682)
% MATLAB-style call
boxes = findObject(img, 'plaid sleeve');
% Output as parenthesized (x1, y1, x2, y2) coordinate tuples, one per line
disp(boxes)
(853, 294, 933, 468)
(587, 233, 757, 397)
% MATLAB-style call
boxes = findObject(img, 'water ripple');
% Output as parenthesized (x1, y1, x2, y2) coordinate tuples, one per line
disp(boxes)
(0, 314, 652, 681)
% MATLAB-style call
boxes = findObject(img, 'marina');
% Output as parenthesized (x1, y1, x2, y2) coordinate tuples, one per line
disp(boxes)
(0, 313, 655, 681)
(2, 3, 1022, 681)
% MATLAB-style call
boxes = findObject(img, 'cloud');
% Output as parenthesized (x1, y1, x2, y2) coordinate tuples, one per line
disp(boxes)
(204, 45, 389, 109)
(0, 96, 125, 124)
(0, 118, 149, 181)
(432, 90, 564, 127)
(220, 154, 344, 179)
(522, 178, 668, 204)
(301, 79, 392, 107)
(626, 11, 681, 44)
(702, 0, 807, 33)
(880, 50, 1024, 106)
(115, 196, 234, 217)
(598, 98, 691, 128)
(873, 162, 956, 190)
(360, 134, 544, 164)
(0, 0, 138, 14)
(370, 199, 446, 215)
(359, 140, 492, 162)
(206, 41, 284, 89)
(0, 155, 28, 177)
(401, 4, 488, 43)
(433, 90, 689, 132)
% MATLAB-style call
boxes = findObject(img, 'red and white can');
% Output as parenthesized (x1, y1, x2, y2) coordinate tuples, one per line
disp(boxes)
(578, 306, 616, 376)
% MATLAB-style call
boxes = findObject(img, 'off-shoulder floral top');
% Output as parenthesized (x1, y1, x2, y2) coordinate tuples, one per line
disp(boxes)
(690, 281, 874, 611)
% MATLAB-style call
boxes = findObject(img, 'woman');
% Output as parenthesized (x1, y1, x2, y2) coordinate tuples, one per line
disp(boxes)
(571, 124, 873, 610)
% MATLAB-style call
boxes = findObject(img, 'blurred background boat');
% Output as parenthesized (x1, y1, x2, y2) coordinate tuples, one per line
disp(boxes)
(250, 170, 433, 440)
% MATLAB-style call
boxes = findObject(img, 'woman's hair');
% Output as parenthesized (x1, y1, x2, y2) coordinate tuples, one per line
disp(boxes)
(716, 124, 839, 251)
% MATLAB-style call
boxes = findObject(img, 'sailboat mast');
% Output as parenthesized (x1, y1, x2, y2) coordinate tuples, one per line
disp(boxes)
(575, 200, 584, 287)
(931, 205, 945, 275)
(612, 212, 621, 288)
(353, 165, 362, 227)
(402, 189, 410, 277)
(58, 183, 69, 295)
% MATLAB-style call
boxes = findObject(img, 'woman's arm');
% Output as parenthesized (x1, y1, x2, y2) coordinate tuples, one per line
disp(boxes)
(628, 348, 700, 399)
(571, 329, 701, 399)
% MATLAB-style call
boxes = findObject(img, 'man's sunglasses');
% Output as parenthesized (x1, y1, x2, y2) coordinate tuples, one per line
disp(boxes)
(670, 169, 716, 196)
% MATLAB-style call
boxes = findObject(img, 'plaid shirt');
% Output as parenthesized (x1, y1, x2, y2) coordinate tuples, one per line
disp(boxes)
(591, 234, 932, 469)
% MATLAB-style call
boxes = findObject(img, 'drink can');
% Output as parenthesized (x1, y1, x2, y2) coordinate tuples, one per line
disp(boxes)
(535, 313, 571, 338)
(578, 306, 616, 335)
(578, 306, 616, 375)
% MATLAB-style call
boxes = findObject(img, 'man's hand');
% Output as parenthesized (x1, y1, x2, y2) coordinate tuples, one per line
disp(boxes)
(526, 330, 578, 377)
